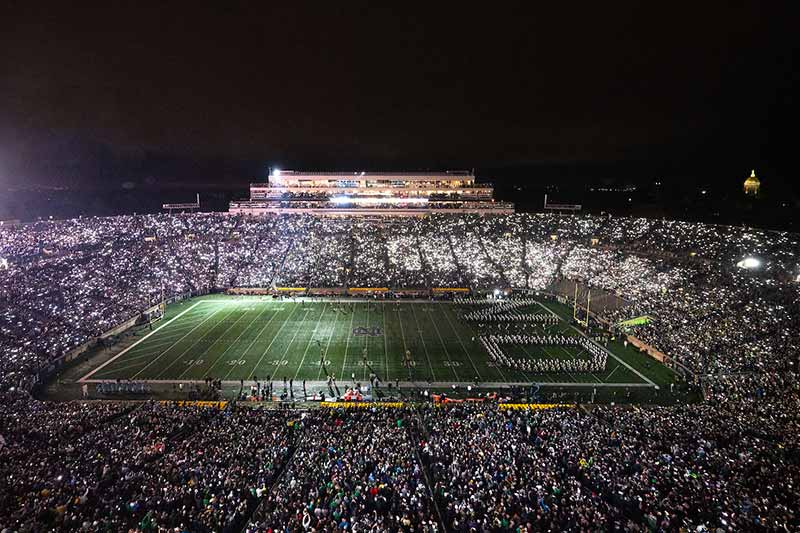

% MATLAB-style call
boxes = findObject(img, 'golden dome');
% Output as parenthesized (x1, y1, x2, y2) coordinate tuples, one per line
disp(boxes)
(743, 169, 760, 196)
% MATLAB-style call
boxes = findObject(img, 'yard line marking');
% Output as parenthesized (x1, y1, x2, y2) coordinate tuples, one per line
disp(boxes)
(410, 303, 437, 381)
(315, 303, 343, 381)
(151, 306, 241, 380)
(362, 303, 371, 383)
(605, 364, 621, 381)
(428, 306, 460, 381)
(80, 301, 205, 382)
(536, 300, 559, 317)
(340, 303, 358, 378)
(195, 305, 270, 380)
(80, 378, 652, 388)
(293, 303, 328, 381)
(536, 300, 648, 386)
(247, 302, 302, 379)
(565, 321, 656, 387)
(397, 303, 409, 355)
(382, 302, 389, 381)
(92, 359, 155, 377)
(271, 306, 310, 383)
(97, 350, 158, 368)
(441, 305, 484, 382)
(223, 303, 285, 381)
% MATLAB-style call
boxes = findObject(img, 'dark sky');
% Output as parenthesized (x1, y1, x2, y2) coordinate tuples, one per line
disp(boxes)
(0, 2, 796, 190)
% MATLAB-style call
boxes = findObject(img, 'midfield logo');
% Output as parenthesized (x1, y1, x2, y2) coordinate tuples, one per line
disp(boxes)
(352, 326, 383, 337)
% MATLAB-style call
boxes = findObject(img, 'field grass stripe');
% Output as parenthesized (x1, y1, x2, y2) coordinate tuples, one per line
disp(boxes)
(269, 306, 311, 385)
(565, 322, 656, 386)
(222, 303, 286, 381)
(427, 306, 460, 381)
(441, 306, 486, 382)
(200, 304, 272, 380)
(247, 302, 301, 380)
(173, 309, 251, 379)
(382, 302, 389, 381)
(80, 301, 205, 382)
(152, 306, 241, 380)
(410, 303, 437, 381)
(293, 302, 327, 381)
(340, 303, 357, 378)
(553, 344, 603, 383)
(315, 306, 338, 381)
(361, 303, 371, 383)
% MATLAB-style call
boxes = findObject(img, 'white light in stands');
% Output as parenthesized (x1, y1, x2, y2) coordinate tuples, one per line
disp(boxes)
(329, 196, 428, 205)
(736, 257, 761, 269)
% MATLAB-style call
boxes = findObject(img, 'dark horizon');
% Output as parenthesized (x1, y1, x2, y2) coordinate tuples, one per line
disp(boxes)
(1, 2, 797, 225)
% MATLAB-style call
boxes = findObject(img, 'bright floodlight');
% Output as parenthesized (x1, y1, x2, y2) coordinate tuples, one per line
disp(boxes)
(493, 288, 500, 296)
(737, 257, 761, 269)
(272, 168, 281, 176)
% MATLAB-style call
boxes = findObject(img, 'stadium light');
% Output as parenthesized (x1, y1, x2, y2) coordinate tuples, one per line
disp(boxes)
(736, 257, 761, 270)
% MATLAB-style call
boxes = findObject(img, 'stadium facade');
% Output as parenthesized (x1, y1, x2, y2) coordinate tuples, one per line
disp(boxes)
(228, 169, 514, 215)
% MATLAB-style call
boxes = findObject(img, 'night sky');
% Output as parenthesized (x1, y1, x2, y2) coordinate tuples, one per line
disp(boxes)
(1, 3, 797, 202)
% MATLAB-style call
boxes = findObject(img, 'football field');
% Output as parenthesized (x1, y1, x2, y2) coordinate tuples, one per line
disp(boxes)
(80, 296, 667, 388)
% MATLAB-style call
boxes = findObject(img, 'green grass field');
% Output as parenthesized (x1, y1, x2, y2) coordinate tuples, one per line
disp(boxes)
(80, 295, 673, 389)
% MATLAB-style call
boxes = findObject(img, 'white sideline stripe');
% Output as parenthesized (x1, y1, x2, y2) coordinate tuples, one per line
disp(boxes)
(80, 378, 654, 388)
(153, 325, 203, 337)
(79, 301, 205, 382)
(536, 301, 559, 317)
(98, 350, 157, 367)
(140, 305, 235, 380)
(535, 300, 655, 387)
(128, 304, 228, 380)
(173, 308, 253, 380)
(125, 338, 188, 352)
(568, 323, 657, 388)
(91, 360, 151, 377)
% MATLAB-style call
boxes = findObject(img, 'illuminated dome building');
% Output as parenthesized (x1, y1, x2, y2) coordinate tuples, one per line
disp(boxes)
(743, 169, 760, 196)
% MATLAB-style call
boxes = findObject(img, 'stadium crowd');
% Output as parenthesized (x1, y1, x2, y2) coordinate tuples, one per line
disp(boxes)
(2, 212, 797, 384)
(0, 212, 799, 531)
(2, 392, 796, 531)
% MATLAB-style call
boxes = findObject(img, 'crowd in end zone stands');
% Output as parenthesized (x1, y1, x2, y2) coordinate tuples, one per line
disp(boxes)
(0, 212, 799, 531)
